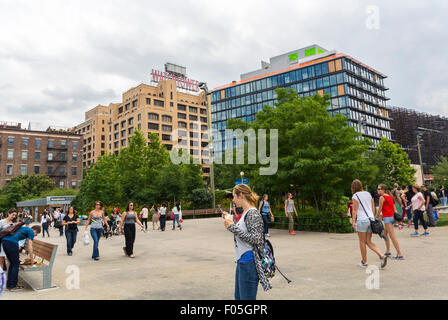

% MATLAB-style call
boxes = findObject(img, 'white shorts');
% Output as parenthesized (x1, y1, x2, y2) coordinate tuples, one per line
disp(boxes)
(0, 244, 5, 258)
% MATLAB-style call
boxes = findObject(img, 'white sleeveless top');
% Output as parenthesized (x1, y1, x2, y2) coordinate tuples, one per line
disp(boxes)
(234, 208, 255, 262)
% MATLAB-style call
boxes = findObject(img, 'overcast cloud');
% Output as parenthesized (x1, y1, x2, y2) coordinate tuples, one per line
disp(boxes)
(0, 0, 447, 129)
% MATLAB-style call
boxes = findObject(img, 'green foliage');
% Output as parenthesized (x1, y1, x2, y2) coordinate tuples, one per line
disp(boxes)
(0, 174, 55, 209)
(225, 88, 373, 216)
(432, 156, 448, 186)
(189, 188, 212, 209)
(367, 137, 416, 188)
(73, 130, 204, 212)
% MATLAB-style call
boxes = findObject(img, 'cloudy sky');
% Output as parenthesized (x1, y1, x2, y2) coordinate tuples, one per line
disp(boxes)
(0, 0, 447, 129)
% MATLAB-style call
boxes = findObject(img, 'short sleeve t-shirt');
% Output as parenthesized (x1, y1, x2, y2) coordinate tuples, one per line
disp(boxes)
(141, 208, 149, 219)
(63, 214, 79, 231)
(352, 191, 373, 221)
(285, 200, 294, 213)
(2, 226, 35, 244)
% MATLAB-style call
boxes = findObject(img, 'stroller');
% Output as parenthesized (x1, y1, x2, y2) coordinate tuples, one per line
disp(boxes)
(103, 219, 113, 239)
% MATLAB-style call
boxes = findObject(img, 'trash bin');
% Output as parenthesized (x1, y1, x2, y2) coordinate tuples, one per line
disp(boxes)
(79, 215, 88, 226)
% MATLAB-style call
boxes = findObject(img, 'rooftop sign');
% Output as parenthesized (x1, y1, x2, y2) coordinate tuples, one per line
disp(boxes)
(151, 69, 200, 92)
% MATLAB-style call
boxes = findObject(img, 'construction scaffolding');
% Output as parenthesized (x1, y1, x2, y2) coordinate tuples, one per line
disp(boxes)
(389, 106, 448, 174)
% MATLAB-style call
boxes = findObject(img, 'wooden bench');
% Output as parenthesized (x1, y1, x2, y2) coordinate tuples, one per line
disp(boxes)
(181, 208, 219, 218)
(19, 239, 58, 291)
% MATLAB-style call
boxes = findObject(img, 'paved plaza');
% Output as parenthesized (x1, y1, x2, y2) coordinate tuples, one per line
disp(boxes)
(2, 217, 448, 300)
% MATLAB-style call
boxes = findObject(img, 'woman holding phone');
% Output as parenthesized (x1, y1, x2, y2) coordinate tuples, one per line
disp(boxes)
(62, 206, 80, 256)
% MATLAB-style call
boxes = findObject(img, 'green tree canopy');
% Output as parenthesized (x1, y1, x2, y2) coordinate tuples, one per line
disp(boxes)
(368, 137, 416, 187)
(432, 156, 448, 186)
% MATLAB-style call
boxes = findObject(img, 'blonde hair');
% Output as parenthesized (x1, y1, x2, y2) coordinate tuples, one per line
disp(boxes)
(233, 184, 259, 206)
(412, 184, 421, 192)
(351, 179, 363, 194)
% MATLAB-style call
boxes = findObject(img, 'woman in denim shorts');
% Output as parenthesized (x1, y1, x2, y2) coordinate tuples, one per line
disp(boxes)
(376, 184, 404, 260)
(351, 180, 388, 269)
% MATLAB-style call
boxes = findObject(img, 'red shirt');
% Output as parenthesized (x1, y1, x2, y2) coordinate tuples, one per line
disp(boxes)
(381, 195, 395, 218)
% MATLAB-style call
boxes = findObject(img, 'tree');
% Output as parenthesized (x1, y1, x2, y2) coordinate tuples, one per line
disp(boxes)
(0, 174, 55, 209)
(368, 137, 416, 187)
(432, 156, 448, 186)
(190, 188, 212, 209)
(226, 88, 374, 216)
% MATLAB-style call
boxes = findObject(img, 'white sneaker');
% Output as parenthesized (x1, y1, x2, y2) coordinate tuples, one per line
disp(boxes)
(265, 233, 270, 237)
(358, 261, 368, 268)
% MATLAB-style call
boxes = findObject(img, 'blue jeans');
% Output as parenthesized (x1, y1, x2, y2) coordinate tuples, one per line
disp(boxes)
(413, 210, 427, 231)
(172, 214, 181, 228)
(2, 240, 19, 289)
(42, 222, 50, 237)
(235, 260, 259, 300)
(441, 197, 447, 207)
(90, 228, 102, 259)
(406, 202, 412, 222)
(261, 214, 269, 235)
(65, 229, 78, 254)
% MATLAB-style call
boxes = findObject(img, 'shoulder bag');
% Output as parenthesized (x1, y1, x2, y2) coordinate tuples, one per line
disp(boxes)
(383, 195, 402, 222)
(355, 194, 385, 239)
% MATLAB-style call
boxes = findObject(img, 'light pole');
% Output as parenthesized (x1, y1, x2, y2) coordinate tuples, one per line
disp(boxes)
(199, 82, 216, 209)
(416, 127, 442, 185)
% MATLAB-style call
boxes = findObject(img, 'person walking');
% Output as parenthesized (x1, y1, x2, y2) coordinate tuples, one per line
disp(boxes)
(391, 184, 404, 230)
(440, 185, 447, 207)
(405, 185, 415, 228)
(376, 184, 404, 260)
(422, 185, 436, 227)
(406, 185, 429, 237)
(140, 205, 149, 231)
(172, 202, 182, 230)
(118, 202, 144, 258)
(84, 201, 110, 261)
(150, 205, 160, 230)
(351, 179, 388, 269)
(62, 207, 80, 256)
(222, 184, 272, 300)
(284, 193, 298, 235)
(258, 194, 274, 237)
(41, 210, 51, 238)
(159, 203, 167, 231)
(24, 212, 32, 227)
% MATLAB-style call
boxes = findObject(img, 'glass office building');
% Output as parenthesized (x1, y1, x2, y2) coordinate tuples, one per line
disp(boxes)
(210, 45, 392, 157)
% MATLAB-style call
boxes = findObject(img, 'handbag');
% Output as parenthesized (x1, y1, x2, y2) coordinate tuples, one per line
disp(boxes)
(355, 194, 385, 239)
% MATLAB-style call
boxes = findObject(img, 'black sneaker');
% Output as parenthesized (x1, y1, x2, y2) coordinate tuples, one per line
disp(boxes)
(380, 256, 388, 268)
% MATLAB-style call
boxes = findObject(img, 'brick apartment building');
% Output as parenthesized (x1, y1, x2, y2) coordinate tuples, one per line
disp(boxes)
(0, 122, 83, 189)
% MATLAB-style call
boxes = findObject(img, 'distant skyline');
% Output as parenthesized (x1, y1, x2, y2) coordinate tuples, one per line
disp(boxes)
(0, 0, 447, 129)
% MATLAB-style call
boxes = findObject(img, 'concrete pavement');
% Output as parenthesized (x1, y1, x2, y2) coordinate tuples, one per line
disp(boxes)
(2, 218, 448, 300)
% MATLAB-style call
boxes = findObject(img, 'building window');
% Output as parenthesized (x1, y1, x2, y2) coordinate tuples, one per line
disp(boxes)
(114, 141, 119, 148)
(148, 113, 159, 120)
(178, 113, 187, 119)
(154, 99, 164, 107)
(148, 123, 159, 130)
(146, 98, 151, 104)
(59, 181, 65, 189)
(60, 167, 66, 176)
(114, 132, 119, 140)
(71, 181, 77, 189)
(162, 125, 172, 132)
(6, 165, 13, 175)
(101, 135, 105, 141)
(189, 106, 198, 113)
(7, 150, 13, 160)
(178, 130, 187, 137)
(61, 140, 67, 148)
(162, 134, 171, 141)
(132, 100, 138, 107)
(177, 104, 186, 111)
(22, 138, 29, 146)
(36, 139, 41, 148)
(200, 108, 207, 115)
(72, 153, 77, 162)
(21, 151, 28, 160)
(8, 137, 14, 146)
(48, 140, 54, 148)
(72, 167, 77, 176)
(128, 128, 134, 135)
(34, 166, 40, 174)
(190, 123, 199, 130)
(114, 124, 119, 131)
(121, 140, 126, 147)
(48, 152, 54, 161)
(121, 120, 126, 128)
(72, 141, 78, 150)
(189, 115, 198, 121)
(35, 151, 40, 160)
(128, 118, 134, 125)
(138, 114, 141, 121)
(21, 165, 27, 175)
(162, 115, 172, 123)
(165, 144, 173, 151)
(178, 121, 187, 128)
(200, 117, 207, 123)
